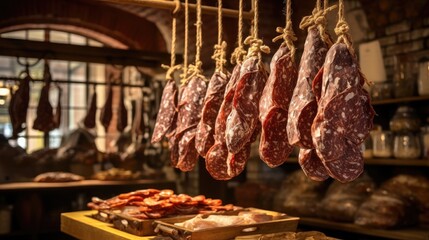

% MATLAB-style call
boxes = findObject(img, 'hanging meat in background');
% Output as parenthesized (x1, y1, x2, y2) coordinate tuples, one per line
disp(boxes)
(131, 98, 145, 138)
(116, 83, 128, 132)
(195, 41, 230, 157)
(33, 63, 56, 133)
(53, 84, 62, 129)
(259, 8, 298, 167)
(9, 69, 31, 138)
(83, 85, 97, 129)
(100, 81, 113, 132)
(151, 79, 178, 143)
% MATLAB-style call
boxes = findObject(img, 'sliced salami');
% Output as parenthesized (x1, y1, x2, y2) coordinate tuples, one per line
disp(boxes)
(195, 71, 230, 157)
(259, 46, 297, 167)
(151, 79, 178, 143)
(287, 28, 330, 149)
(226, 56, 268, 153)
(298, 148, 329, 181)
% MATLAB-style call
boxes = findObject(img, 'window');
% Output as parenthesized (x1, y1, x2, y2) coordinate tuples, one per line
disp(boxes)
(0, 29, 142, 153)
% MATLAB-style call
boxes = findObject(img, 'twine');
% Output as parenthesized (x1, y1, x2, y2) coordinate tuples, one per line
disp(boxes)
(334, 0, 354, 56)
(299, 0, 336, 44)
(212, 0, 227, 73)
(180, 0, 190, 85)
(272, 0, 297, 60)
(231, 0, 246, 64)
(243, 0, 270, 61)
(162, 0, 181, 81)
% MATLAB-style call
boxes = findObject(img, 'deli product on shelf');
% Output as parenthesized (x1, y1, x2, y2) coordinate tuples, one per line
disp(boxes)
(318, 173, 375, 222)
(273, 170, 328, 217)
(354, 189, 419, 228)
(33, 172, 84, 182)
(87, 189, 237, 219)
(91, 168, 141, 181)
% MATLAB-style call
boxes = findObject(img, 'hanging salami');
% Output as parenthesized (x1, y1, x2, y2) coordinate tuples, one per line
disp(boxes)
(259, 4, 298, 167)
(311, 0, 375, 182)
(151, 79, 178, 143)
(100, 82, 113, 132)
(53, 84, 62, 129)
(33, 63, 56, 133)
(83, 85, 98, 129)
(116, 83, 128, 132)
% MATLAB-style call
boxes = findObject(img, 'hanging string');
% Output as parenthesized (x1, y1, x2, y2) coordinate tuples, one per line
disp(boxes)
(299, 0, 336, 44)
(182, 0, 205, 84)
(272, 0, 297, 60)
(212, 0, 227, 73)
(180, 0, 190, 85)
(162, 0, 181, 81)
(244, 0, 270, 61)
(334, 0, 354, 55)
(231, 0, 246, 64)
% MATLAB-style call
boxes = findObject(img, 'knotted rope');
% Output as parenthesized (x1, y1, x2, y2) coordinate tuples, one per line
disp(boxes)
(272, 0, 297, 60)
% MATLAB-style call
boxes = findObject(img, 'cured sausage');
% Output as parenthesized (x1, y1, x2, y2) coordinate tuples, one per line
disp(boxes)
(195, 71, 229, 157)
(259, 45, 297, 167)
(226, 57, 268, 154)
(83, 85, 97, 129)
(131, 98, 145, 137)
(10, 74, 30, 138)
(100, 83, 113, 132)
(116, 84, 128, 132)
(174, 76, 207, 171)
(311, 43, 374, 183)
(205, 64, 241, 180)
(151, 79, 178, 143)
(298, 148, 329, 181)
(53, 84, 62, 129)
(287, 28, 330, 149)
(33, 65, 55, 133)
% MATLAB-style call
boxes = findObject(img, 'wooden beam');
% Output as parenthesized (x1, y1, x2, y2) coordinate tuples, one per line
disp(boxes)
(0, 38, 180, 68)
(99, 0, 254, 20)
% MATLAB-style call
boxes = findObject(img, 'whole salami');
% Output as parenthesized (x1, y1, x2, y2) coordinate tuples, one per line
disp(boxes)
(116, 84, 128, 132)
(100, 83, 113, 132)
(83, 85, 97, 129)
(151, 79, 178, 143)
(195, 71, 230, 157)
(226, 56, 268, 154)
(33, 65, 55, 133)
(205, 64, 241, 180)
(287, 28, 330, 149)
(174, 76, 207, 171)
(311, 43, 374, 183)
(259, 45, 297, 167)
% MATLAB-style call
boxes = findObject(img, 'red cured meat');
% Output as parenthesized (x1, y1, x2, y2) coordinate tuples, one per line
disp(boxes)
(259, 46, 297, 167)
(10, 75, 30, 138)
(298, 148, 329, 181)
(287, 28, 329, 149)
(116, 84, 128, 132)
(152, 79, 178, 143)
(312, 67, 324, 102)
(83, 88, 97, 129)
(53, 85, 62, 129)
(100, 83, 113, 132)
(177, 128, 199, 171)
(195, 71, 230, 157)
(226, 57, 268, 153)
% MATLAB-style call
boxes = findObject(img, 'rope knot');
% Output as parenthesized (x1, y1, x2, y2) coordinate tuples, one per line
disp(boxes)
(334, 20, 349, 36)
(162, 64, 181, 81)
(231, 46, 247, 65)
(244, 36, 270, 58)
(212, 41, 227, 72)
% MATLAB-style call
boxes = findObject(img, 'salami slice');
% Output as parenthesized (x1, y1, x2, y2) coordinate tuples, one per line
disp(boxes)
(152, 79, 178, 143)
(195, 71, 230, 157)
(259, 46, 297, 167)
(298, 148, 329, 181)
(287, 28, 330, 149)
(226, 57, 268, 153)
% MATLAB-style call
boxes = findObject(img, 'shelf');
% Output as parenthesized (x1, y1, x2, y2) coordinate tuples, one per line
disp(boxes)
(0, 179, 176, 193)
(371, 95, 429, 105)
(299, 217, 429, 240)
(61, 210, 154, 240)
(286, 157, 429, 167)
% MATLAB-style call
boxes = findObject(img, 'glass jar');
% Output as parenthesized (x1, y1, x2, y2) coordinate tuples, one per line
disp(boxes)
(393, 132, 421, 159)
(393, 58, 417, 98)
(389, 106, 421, 132)
(372, 131, 393, 158)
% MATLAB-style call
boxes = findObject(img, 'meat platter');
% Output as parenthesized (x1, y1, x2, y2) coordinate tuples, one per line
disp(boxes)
(153, 208, 299, 240)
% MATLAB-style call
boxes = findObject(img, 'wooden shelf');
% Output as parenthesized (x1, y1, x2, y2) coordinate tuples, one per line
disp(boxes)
(299, 217, 429, 240)
(0, 179, 176, 193)
(286, 157, 429, 167)
(372, 95, 429, 105)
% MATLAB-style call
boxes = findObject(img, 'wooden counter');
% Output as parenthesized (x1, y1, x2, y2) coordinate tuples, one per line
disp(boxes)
(61, 210, 156, 240)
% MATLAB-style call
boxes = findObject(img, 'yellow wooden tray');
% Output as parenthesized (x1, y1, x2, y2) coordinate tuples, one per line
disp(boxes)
(61, 210, 156, 240)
